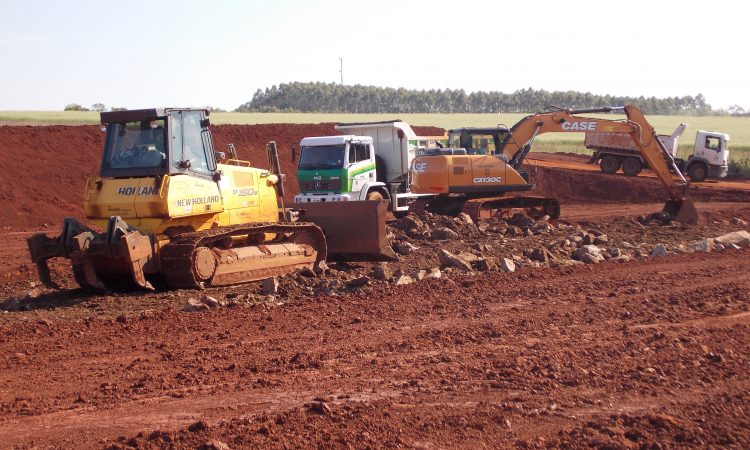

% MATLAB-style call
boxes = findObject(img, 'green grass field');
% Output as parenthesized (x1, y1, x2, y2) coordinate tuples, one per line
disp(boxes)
(2, 110, 748, 169)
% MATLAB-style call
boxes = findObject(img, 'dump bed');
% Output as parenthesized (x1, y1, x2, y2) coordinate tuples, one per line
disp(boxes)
(585, 132, 677, 157)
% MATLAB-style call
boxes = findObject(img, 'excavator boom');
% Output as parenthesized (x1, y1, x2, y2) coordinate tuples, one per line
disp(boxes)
(496, 104, 696, 223)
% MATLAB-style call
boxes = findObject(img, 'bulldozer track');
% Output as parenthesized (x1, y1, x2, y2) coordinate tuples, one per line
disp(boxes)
(160, 222, 327, 290)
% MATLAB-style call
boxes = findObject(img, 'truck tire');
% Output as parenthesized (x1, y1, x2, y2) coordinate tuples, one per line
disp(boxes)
(621, 157, 643, 176)
(599, 155, 620, 174)
(687, 162, 708, 182)
(674, 158, 686, 173)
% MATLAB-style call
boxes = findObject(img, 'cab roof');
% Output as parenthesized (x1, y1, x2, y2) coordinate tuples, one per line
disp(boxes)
(300, 135, 373, 147)
(100, 108, 209, 123)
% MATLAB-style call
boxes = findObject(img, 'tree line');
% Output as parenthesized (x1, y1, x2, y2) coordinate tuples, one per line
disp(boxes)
(236, 82, 718, 115)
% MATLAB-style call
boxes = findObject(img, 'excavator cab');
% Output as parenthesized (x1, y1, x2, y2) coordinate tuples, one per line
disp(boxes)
(448, 127, 506, 155)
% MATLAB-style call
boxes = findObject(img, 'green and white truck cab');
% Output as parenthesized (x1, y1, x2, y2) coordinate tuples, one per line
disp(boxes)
(294, 135, 384, 203)
(294, 121, 437, 213)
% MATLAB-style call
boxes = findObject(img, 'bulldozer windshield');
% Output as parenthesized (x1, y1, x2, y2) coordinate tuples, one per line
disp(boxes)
(298, 144, 345, 169)
(101, 120, 167, 176)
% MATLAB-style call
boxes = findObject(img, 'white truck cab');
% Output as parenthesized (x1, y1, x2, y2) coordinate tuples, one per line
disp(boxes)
(689, 130, 729, 180)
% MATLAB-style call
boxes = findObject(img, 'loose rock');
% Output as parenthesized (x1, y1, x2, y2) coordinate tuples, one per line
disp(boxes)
(394, 275, 414, 285)
(499, 258, 516, 273)
(475, 257, 498, 272)
(394, 241, 419, 255)
(430, 227, 459, 241)
(201, 295, 221, 308)
(573, 245, 602, 260)
(651, 244, 668, 257)
(457, 212, 474, 225)
(183, 298, 209, 312)
(371, 264, 392, 281)
(714, 230, 750, 248)
(438, 249, 473, 271)
(347, 276, 371, 288)
(261, 277, 279, 295)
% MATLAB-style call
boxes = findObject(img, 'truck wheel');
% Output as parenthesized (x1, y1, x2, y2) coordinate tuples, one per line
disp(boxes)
(674, 158, 686, 173)
(599, 155, 620, 174)
(687, 162, 708, 182)
(621, 157, 643, 176)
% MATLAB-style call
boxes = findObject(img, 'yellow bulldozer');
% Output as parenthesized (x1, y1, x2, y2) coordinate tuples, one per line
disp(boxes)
(27, 108, 336, 291)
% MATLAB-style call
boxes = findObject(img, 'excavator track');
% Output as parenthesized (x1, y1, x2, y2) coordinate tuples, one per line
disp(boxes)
(160, 222, 327, 290)
(410, 195, 560, 222)
(460, 196, 561, 221)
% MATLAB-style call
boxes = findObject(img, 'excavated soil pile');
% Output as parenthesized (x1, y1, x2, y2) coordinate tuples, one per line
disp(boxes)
(531, 165, 750, 204)
(0, 126, 102, 229)
(0, 124, 443, 230)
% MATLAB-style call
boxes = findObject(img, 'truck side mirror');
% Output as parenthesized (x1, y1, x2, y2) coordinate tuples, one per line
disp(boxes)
(291, 145, 297, 162)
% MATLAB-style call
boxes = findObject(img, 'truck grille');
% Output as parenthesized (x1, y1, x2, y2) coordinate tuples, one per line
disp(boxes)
(299, 180, 342, 191)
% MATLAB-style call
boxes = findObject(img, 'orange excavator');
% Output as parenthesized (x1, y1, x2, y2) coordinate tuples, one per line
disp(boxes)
(409, 104, 697, 224)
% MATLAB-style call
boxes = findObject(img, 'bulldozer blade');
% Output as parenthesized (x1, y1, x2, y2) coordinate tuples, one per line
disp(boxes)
(663, 197, 698, 225)
(290, 200, 397, 261)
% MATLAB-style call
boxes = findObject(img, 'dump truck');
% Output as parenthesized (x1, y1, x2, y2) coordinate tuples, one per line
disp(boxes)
(27, 108, 332, 291)
(586, 124, 730, 181)
(409, 105, 698, 224)
(291, 120, 438, 215)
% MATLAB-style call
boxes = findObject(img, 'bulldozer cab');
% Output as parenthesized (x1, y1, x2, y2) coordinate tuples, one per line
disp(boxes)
(100, 108, 217, 179)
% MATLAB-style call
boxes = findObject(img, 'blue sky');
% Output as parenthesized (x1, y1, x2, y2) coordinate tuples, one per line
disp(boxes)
(1, 0, 748, 111)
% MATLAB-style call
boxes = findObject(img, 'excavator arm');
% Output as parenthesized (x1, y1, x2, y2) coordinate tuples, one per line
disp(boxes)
(497, 104, 696, 223)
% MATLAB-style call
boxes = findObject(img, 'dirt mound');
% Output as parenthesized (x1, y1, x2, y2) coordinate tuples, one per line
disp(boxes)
(0, 125, 103, 230)
(411, 125, 446, 136)
(532, 165, 750, 204)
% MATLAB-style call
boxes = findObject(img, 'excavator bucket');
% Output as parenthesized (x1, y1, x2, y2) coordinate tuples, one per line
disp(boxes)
(663, 197, 698, 225)
(290, 200, 397, 261)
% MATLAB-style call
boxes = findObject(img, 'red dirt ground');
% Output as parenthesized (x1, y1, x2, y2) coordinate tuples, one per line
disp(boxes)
(0, 123, 749, 448)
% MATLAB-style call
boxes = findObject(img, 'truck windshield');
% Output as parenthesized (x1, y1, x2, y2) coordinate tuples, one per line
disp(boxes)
(102, 120, 167, 172)
(299, 144, 345, 169)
